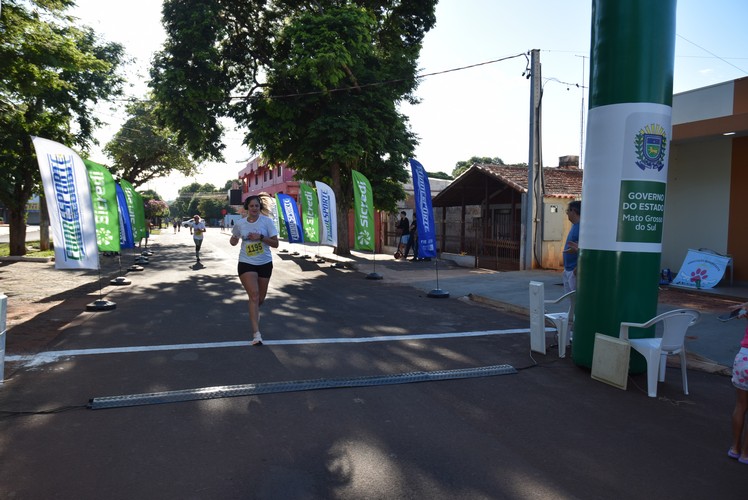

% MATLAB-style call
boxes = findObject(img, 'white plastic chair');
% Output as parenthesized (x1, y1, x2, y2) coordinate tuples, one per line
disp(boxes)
(619, 309, 700, 398)
(545, 290, 576, 358)
(529, 281, 575, 358)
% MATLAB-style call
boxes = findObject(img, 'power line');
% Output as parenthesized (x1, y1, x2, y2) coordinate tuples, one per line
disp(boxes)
(240, 52, 528, 100)
(84, 53, 535, 148)
(101, 53, 529, 104)
(542, 77, 587, 90)
(677, 34, 748, 75)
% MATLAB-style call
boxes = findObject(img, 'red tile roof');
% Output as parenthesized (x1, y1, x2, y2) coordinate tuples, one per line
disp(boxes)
(475, 164, 583, 198)
(433, 163, 583, 207)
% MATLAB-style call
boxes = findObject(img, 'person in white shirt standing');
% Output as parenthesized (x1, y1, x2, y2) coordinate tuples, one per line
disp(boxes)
(229, 195, 279, 346)
(186, 214, 206, 263)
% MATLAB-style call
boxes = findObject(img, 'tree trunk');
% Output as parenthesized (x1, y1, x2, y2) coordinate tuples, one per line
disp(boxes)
(331, 163, 351, 256)
(8, 208, 27, 256)
(39, 195, 50, 251)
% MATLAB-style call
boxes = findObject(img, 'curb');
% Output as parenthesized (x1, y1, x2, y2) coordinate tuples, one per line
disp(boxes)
(664, 283, 747, 303)
(679, 352, 732, 377)
(0, 255, 53, 263)
(468, 293, 529, 316)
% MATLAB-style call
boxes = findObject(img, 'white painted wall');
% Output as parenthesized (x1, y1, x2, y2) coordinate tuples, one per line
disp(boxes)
(661, 138, 732, 271)
(672, 80, 733, 124)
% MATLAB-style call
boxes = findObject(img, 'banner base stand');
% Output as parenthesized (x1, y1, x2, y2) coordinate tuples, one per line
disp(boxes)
(366, 273, 383, 280)
(134, 256, 149, 264)
(128, 265, 144, 272)
(86, 299, 116, 312)
(141, 250, 153, 256)
(427, 289, 449, 298)
(301, 254, 310, 259)
(110, 276, 131, 286)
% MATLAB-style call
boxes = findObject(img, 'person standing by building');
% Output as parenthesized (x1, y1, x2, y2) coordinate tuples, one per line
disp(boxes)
(185, 214, 206, 263)
(396, 211, 409, 258)
(404, 220, 418, 261)
(230, 195, 279, 346)
(562, 200, 581, 293)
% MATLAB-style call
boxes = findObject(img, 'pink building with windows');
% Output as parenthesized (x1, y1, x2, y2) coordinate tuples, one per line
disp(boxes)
(237, 156, 300, 204)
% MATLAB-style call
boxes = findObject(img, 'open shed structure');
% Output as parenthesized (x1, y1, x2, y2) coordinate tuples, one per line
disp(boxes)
(431, 161, 583, 271)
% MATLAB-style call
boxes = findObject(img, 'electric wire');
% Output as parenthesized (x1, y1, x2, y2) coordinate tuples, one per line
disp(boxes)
(85, 53, 536, 152)
(677, 34, 748, 75)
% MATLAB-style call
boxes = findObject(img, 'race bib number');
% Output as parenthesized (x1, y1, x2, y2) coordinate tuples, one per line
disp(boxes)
(244, 241, 263, 257)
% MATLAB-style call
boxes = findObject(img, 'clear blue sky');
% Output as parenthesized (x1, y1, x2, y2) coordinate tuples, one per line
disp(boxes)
(72, 0, 748, 200)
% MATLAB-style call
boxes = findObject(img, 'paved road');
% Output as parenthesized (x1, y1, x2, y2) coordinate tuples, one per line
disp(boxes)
(0, 229, 746, 498)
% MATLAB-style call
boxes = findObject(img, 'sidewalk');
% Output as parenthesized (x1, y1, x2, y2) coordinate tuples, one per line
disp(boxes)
(306, 243, 746, 373)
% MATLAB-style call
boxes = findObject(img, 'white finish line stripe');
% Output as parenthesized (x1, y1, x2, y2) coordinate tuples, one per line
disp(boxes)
(6, 328, 548, 367)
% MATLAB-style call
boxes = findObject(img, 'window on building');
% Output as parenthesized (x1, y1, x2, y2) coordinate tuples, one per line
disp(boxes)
(269, 168, 273, 180)
(263, 171, 267, 182)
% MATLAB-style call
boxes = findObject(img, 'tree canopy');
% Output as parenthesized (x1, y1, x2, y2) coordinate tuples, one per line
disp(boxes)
(452, 156, 506, 178)
(428, 171, 453, 180)
(150, 0, 437, 254)
(104, 99, 199, 188)
(0, 0, 126, 255)
(140, 189, 170, 221)
(169, 182, 229, 220)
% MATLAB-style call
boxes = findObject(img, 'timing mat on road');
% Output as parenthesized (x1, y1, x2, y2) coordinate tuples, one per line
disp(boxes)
(88, 364, 518, 409)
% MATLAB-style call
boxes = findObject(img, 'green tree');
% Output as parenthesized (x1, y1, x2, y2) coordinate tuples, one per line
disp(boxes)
(150, 1, 437, 255)
(452, 156, 505, 178)
(197, 197, 230, 222)
(140, 189, 169, 225)
(140, 189, 162, 202)
(171, 182, 220, 220)
(104, 99, 199, 188)
(428, 171, 453, 180)
(223, 179, 240, 190)
(0, 0, 126, 255)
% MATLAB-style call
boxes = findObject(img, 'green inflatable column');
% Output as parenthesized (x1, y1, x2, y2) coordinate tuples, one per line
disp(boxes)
(573, 0, 677, 370)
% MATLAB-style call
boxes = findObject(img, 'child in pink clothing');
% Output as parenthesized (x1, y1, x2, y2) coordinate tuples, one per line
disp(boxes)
(729, 305, 748, 464)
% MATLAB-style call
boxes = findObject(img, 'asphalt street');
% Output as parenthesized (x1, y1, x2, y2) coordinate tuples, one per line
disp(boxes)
(0, 229, 746, 499)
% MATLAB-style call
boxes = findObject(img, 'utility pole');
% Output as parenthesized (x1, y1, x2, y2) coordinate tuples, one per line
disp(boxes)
(523, 49, 541, 270)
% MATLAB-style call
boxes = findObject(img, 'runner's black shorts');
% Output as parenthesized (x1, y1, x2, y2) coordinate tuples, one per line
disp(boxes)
(237, 261, 273, 279)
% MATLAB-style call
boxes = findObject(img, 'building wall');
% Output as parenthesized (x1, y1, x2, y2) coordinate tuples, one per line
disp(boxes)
(661, 138, 732, 271)
(667, 77, 748, 283)
(672, 80, 733, 123)
(238, 161, 300, 203)
(541, 198, 577, 270)
(728, 136, 748, 281)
